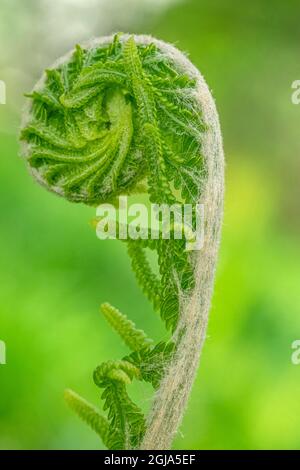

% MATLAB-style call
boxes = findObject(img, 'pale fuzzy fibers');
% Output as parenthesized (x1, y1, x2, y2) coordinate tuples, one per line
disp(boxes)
(134, 36, 225, 450)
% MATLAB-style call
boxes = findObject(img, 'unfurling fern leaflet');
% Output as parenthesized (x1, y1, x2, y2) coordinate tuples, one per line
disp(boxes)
(20, 33, 224, 449)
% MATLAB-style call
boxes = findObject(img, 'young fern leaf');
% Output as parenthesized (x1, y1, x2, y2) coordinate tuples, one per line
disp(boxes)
(93, 360, 145, 449)
(64, 389, 109, 447)
(124, 341, 176, 390)
(101, 302, 153, 351)
(20, 33, 224, 450)
(126, 242, 161, 311)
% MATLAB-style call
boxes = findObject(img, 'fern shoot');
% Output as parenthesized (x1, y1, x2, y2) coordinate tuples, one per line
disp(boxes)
(20, 33, 224, 450)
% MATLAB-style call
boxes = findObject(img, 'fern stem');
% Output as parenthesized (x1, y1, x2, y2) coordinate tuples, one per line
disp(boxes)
(139, 38, 224, 450)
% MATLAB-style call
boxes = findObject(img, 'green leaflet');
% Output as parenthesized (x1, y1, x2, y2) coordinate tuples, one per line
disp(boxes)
(64, 389, 109, 447)
(20, 34, 204, 450)
(101, 302, 153, 351)
(126, 242, 161, 311)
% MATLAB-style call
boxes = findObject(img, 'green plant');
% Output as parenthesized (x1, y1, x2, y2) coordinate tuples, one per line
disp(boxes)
(20, 33, 224, 450)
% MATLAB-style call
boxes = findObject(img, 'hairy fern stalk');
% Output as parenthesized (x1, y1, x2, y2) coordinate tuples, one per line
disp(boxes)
(20, 33, 224, 450)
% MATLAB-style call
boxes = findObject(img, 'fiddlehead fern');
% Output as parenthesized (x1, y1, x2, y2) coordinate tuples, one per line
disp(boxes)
(20, 33, 224, 449)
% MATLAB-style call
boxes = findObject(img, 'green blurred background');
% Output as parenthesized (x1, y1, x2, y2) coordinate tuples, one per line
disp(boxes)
(0, 0, 300, 450)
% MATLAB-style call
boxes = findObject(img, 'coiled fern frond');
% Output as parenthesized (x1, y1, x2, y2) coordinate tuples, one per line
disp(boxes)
(20, 33, 224, 449)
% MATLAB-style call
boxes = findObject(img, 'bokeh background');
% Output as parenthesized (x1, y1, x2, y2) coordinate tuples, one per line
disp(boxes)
(0, 0, 300, 450)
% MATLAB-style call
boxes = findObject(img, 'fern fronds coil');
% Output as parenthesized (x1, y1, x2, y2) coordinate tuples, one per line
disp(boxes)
(20, 33, 224, 450)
